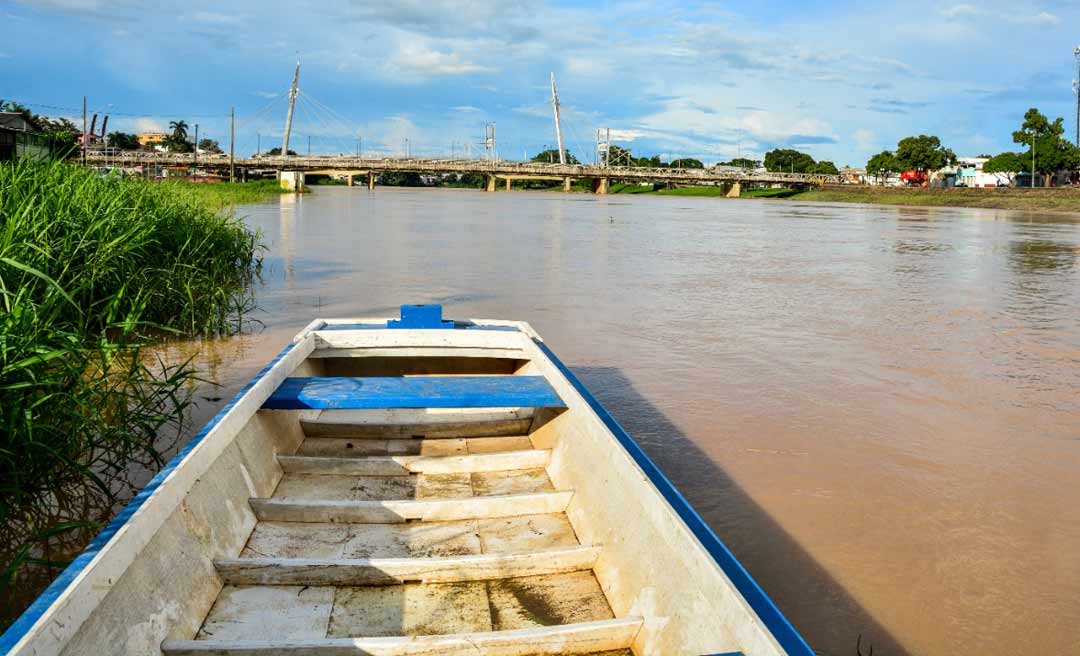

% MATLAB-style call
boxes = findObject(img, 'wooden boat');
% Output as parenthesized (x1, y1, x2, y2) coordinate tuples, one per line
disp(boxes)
(1, 305, 813, 656)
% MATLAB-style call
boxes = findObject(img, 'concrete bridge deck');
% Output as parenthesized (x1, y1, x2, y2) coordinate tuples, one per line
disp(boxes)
(83, 151, 841, 190)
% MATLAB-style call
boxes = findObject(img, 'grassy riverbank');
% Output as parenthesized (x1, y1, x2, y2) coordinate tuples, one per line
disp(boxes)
(750, 185, 1080, 212)
(164, 178, 289, 211)
(0, 159, 261, 626)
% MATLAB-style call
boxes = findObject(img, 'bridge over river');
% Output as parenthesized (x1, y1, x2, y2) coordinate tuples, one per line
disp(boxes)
(84, 151, 841, 195)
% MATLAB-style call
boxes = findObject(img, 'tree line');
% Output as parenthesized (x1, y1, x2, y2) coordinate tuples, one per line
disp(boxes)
(865, 107, 1079, 181)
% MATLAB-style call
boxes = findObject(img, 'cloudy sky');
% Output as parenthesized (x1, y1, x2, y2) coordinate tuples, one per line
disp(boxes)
(5, 0, 1080, 166)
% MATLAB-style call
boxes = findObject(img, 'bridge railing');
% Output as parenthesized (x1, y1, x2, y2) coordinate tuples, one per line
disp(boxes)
(82, 151, 842, 185)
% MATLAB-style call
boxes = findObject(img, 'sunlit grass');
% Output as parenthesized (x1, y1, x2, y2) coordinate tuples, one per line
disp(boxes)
(0, 158, 260, 624)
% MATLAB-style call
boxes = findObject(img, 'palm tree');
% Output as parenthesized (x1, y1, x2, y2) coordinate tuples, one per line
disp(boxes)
(169, 120, 188, 141)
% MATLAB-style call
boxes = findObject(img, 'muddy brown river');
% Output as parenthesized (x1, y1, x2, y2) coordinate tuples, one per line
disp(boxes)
(112, 188, 1080, 654)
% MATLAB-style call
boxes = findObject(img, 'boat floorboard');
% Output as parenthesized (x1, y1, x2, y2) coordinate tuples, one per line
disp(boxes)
(186, 404, 634, 655)
(196, 572, 617, 641)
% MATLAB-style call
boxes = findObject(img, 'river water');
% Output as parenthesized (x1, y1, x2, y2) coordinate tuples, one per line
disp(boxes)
(175, 187, 1077, 655)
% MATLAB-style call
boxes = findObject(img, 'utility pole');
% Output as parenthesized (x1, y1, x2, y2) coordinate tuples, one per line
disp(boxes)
(1074, 46, 1080, 146)
(1032, 136, 1036, 188)
(281, 58, 300, 158)
(229, 107, 235, 183)
(81, 96, 87, 166)
(550, 72, 566, 164)
(257, 133, 261, 156)
(307, 135, 311, 156)
(194, 123, 199, 165)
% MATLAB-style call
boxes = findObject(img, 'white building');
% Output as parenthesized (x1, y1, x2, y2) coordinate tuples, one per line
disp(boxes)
(949, 157, 1012, 188)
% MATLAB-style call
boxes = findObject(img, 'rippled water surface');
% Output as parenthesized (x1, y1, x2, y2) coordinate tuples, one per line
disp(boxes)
(195, 187, 1079, 655)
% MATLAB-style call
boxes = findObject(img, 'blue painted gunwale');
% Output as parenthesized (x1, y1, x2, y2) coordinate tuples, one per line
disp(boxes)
(262, 375, 565, 410)
(533, 339, 815, 656)
(0, 341, 299, 654)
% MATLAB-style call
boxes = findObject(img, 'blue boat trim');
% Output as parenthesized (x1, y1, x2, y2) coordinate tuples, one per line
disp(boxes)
(387, 304, 454, 329)
(318, 323, 519, 332)
(533, 339, 815, 656)
(0, 341, 299, 654)
(263, 375, 565, 410)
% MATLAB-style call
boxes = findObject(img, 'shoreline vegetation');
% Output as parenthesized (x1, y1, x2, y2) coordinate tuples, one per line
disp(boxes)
(0, 159, 262, 629)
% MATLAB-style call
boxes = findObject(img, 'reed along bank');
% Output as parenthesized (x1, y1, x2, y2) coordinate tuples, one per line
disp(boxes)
(0, 159, 262, 628)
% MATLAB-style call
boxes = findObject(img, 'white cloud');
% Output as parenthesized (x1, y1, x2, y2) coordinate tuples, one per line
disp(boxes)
(191, 11, 240, 24)
(940, 4, 979, 19)
(1007, 11, 1059, 26)
(381, 38, 496, 80)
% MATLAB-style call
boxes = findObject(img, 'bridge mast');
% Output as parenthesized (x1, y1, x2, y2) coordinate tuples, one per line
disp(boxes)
(281, 59, 300, 157)
(550, 72, 566, 165)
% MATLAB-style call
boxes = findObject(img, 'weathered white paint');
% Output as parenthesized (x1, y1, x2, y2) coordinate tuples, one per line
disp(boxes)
(250, 491, 574, 523)
(161, 617, 642, 655)
(276, 449, 549, 475)
(8, 338, 317, 656)
(214, 545, 600, 585)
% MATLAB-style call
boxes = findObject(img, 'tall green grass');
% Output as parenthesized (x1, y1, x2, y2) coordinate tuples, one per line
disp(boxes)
(0, 158, 260, 625)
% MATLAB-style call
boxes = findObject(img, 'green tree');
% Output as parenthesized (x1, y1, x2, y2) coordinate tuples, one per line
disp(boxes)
(107, 132, 140, 150)
(866, 150, 901, 182)
(810, 160, 839, 175)
(894, 134, 956, 172)
(763, 148, 816, 173)
(603, 145, 634, 167)
(633, 154, 664, 167)
(981, 152, 1024, 174)
(1011, 107, 1080, 176)
(198, 138, 222, 154)
(531, 149, 580, 164)
(723, 157, 761, 169)
(260, 147, 298, 156)
(669, 158, 704, 169)
(168, 120, 189, 142)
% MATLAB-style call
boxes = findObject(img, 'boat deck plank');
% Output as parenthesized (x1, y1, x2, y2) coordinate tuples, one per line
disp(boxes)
(241, 513, 579, 561)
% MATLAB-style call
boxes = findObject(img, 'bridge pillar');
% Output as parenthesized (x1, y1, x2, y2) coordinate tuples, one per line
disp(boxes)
(505, 177, 512, 191)
(346, 175, 354, 187)
(486, 174, 496, 193)
(368, 172, 375, 190)
(726, 181, 741, 198)
(563, 177, 572, 192)
(592, 177, 609, 194)
(280, 171, 306, 192)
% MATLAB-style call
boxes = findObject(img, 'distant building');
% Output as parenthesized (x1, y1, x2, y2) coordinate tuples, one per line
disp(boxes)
(944, 157, 1012, 188)
(840, 167, 867, 184)
(137, 132, 168, 148)
(0, 112, 50, 161)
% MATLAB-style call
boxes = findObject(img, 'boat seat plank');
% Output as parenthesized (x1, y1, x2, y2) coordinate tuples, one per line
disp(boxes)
(270, 469, 554, 502)
(277, 450, 550, 476)
(214, 545, 601, 586)
(294, 436, 534, 458)
(240, 514, 579, 560)
(300, 416, 533, 439)
(250, 491, 574, 523)
(162, 617, 643, 655)
(264, 376, 565, 410)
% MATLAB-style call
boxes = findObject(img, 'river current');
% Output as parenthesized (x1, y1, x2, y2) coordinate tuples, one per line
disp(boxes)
(171, 187, 1079, 655)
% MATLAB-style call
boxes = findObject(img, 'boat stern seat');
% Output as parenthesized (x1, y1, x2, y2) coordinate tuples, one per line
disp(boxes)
(262, 375, 567, 411)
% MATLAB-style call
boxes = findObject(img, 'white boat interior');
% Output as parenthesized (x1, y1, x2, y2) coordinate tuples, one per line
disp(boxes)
(1, 307, 810, 656)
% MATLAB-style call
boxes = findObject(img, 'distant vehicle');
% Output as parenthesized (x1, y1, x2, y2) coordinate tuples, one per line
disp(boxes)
(900, 169, 928, 186)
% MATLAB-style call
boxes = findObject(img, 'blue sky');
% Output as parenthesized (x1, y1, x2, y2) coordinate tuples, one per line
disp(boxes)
(4, 0, 1080, 166)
